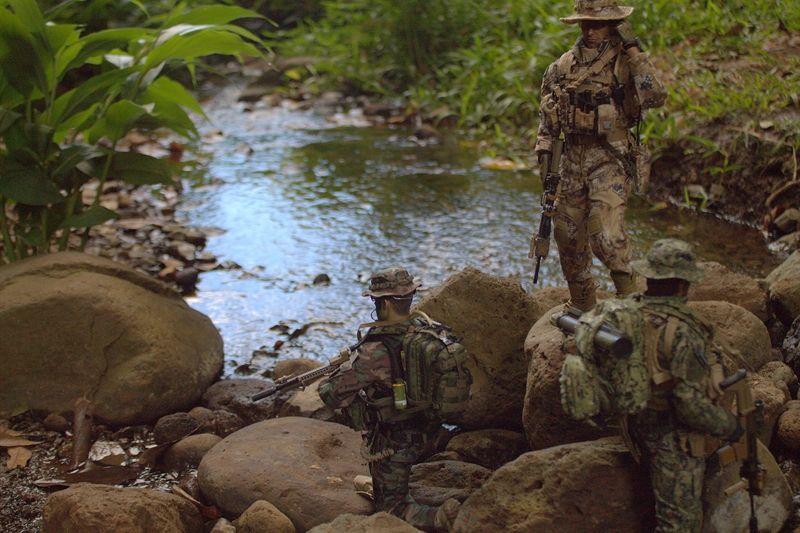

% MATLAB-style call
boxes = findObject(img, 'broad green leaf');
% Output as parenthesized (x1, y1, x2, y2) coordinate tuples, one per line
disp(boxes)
(44, 22, 77, 54)
(0, 5, 48, 97)
(51, 67, 138, 125)
(58, 204, 118, 229)
(145, 30, 261, 70)
(144, 76, 205, 116)
(0, 158, 66, 205)
(0, 78, 25, 109)
(7, 0, 45, 42)
(85, 100, 150, 144)
(168, 5, 263, 27)
(52, 145, 99, 182)
(53, 104, 98, 144)
(109, 152, 173, 185)
(0, 109, 22, 135)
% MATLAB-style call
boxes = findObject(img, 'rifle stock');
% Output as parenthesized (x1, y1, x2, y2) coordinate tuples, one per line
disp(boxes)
(251, 347, 350, 402)
(530, 139, 564, 284)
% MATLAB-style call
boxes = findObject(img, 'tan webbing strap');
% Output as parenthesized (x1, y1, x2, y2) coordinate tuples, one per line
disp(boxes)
(643, 312, 674, 387)
(567, 44, 623, 90)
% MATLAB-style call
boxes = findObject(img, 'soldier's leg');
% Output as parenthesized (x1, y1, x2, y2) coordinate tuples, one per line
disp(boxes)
(553, 147, 596, 311)
(370, 434, 440, 531)
(643, 432, 705, 533)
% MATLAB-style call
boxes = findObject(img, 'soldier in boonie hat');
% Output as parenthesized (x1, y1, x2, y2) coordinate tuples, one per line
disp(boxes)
(560, 0, 634, 25)
(630, 238, 706, 284)
(363, 267, 421, 299)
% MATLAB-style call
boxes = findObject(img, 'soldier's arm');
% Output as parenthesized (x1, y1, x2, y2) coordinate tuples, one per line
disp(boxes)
(318, 341, 390, 408)
(534, 62, 560, 157)
(625, 53, 667, 110)
(669, 328, 739, 437)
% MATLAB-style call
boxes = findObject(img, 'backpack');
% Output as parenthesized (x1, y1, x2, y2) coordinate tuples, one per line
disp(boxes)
(560, 298, 718, 421)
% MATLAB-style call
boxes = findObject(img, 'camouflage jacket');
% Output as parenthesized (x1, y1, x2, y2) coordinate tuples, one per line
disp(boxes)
(534, 36, 668, 156)
(633, 295, 737, 438)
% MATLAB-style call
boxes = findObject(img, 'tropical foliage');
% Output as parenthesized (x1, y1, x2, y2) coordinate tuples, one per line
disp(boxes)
(0, 0, 264, 263)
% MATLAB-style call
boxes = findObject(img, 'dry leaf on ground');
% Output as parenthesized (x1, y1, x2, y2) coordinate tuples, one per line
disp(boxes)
(6, 447, 32, 469)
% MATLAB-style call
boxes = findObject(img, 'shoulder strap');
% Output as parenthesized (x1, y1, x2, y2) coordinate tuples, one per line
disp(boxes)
(557, 51, 573, 78)
(567, 43, 623, 90)
(642, 310, 674, 386)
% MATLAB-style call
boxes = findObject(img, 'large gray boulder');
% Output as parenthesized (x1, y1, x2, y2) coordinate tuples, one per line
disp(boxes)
(197, 417, 371, 532)
(42, 483, 204, 533)
(414, 267, 541, 431)
(0, 252, 223, 425)
(765, 250, 800, 325)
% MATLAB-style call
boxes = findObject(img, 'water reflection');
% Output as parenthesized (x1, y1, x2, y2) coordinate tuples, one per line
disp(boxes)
(182, 86, 783, 375)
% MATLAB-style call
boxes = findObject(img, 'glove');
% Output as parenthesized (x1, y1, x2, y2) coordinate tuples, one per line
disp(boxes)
(614, 20, 637, 48)
(724, 419, 745, 443)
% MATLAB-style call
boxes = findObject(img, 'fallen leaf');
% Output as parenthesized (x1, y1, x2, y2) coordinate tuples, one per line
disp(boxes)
(7, 447, 32, 469)
(0, 435, 41, 447)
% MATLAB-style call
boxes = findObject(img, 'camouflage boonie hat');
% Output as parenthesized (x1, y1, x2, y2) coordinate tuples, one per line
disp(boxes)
(630, 238, 706, 283)
(362, 267, 420, 298)
(560, 0, 634, 24)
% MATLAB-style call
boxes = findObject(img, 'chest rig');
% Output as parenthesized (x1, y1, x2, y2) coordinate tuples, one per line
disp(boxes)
(553, 43, 630, 138)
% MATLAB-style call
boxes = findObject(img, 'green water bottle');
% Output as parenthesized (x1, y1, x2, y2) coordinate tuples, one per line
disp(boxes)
(392, 381, 407, 410)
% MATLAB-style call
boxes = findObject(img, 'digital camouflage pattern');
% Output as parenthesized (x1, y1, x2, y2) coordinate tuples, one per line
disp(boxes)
(318, 318, 445, 532)
(571, 294, 738, 533)
(630, 238, 707, 283)
(534, 35, 667, 291)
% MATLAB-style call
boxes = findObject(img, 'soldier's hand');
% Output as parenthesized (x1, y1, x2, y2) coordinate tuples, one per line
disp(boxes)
(614, 20, 636, 46)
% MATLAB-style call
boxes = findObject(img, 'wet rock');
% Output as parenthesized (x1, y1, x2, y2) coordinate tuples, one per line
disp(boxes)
(414, 267, 542, 431)
(232, 500, 296, 533)
(758, 361, 798, 399)
(188, 407, 245, 438)
(202, 378, 287, 425)
(174, 268, 200, 295)
(307, 513, 418, 533)
(43, 413, 70, 433)
(154, 413, 201, 445)
(750, 374, 789, 447)
(522, 305, 612, 450)
(197, 417, 371, 531)
(426, 451, 463, 462)
(777, 401, 800, 452)
(163, 433, 222, 473)
(414, 124, 441, 141)
(362, 102, 394, 118)
(444, 429, 528, 471)
(687, 301, 772, 372)
(167, 241, 197, 261)
(773, 207, 800, 235)
(451, 437, 652, 533)
(42, 483, 204, 533)
(688, 262, 769, 322)
(783, 315, 800, 373)
(312, 273, 331, 285)
(278, 381, 335, 421)
(0, 252, 223, 425)
(772, 231, 800, 254)
(209, 518, 236, 533)
(272, 358, 324, 381)
(409, 460, 493, 506)
(765, 250, 800, 325)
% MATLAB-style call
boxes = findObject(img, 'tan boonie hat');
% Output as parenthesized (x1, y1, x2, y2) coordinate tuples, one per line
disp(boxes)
(560, 0, 634, 24)
(630, 238, 706, 283)
(362, 267, 420, 298)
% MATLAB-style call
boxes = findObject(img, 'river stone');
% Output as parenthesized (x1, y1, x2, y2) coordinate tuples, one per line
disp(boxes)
(765, 250, 800, 325)
(272, 358, 324, 380)
(776, 402, 800, 452)
(163, 433, 222, 473)
(414, 267, 541, 431)
(209, 519, 235, 533)
(202, 378, 289, 425)
(188, 407, 244, 438)
(783, 315, 800, 373)
(154, 413, 201, 444)
(750, 374, 789, 447)
(306, 512, 419, 533)
(688, 262, 769, 322)
(278, 381, 335, 421)
(0, 252, 223, 425)
(444, 429, 529, 471)
(409, 460, 493, 506)
(451, 437, 653, 533)
(687, 301, 772, 372)
(197, 417, 371, 532)
(758, 361, 797, 400)
(42, 483, 204, 533)
(702, 439, 791, 533)
(232, 500, 296, 533)
(522, 305, 612, 450)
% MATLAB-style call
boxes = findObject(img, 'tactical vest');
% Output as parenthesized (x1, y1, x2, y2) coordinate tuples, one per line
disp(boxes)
(542, 43, 637, 141)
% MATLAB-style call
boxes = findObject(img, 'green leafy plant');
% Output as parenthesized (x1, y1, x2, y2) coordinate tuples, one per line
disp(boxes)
(0, 0, 264, 263)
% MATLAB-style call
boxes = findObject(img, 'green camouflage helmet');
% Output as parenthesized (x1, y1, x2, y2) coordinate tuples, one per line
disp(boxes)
(362, 267, 421, 298)
(630, 238, 706, 283)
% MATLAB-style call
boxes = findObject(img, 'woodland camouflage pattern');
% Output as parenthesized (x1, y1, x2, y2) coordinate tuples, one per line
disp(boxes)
(318, 318, 443, 532)
(535, 36, 667, 287)
(575, 294, 738, 533)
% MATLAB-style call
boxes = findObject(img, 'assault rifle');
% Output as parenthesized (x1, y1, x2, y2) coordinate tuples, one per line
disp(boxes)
(251, 347, 351, 402)
(716, 368, 765, 533)
(552, 306, 634, 358)
(529, 139, 564, 284)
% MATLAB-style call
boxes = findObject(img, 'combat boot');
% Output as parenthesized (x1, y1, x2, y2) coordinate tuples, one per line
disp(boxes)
(353, 475, 373, 500)
(433, 498, 461, 532)
(566, 279, 597, 313)
(610, 270, 638, 299)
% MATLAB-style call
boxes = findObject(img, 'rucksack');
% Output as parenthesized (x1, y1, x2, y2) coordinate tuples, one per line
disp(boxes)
(560, 297, 718, 422)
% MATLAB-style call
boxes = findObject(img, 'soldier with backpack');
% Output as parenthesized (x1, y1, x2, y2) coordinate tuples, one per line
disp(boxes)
(318, 267, 470, 532)
(561, 239, 744, 532)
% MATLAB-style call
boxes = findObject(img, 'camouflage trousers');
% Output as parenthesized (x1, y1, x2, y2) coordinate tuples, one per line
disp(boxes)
(640, 429, 705, 533)
(369, 425, 439, 532)
(553, 139, 633, 283)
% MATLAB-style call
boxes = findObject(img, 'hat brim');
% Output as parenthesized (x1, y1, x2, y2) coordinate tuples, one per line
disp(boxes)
(630, 260, 706, 284)
(362, 282, 421, 298)
(560, 6, 634, 24)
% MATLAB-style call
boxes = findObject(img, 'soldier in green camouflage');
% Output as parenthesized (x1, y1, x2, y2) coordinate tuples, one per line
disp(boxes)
(318, 267, 461, 532)
(535, 0, 668, 311)
(593, 239, 743, 532)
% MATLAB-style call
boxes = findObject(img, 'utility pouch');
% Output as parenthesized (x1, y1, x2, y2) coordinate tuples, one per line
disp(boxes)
(573, 108, 596, 132)
(688, 431, 706, 458)
(630, 142, 651, 193)
(558, 91, 571, 131)
(344, 396, 370, 431)
(541, 93, 561, 131)
(597, 104, 616, 133)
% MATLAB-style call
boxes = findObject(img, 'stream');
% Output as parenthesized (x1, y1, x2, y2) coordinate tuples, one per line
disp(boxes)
(178, 85, 784, 376)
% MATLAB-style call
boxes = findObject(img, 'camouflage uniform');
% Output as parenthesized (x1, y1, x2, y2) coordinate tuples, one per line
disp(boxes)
(534, 0, 668, 308)
(318, 268, 457, 532)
